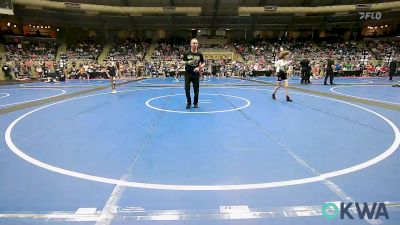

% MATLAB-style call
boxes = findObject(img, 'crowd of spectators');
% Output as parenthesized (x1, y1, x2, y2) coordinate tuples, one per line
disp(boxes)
(367, 40, 399, 63)
(5, 40, 57, 61)
(3, 39, 58, 79)
(2, 37, 399, 80)
(233, 39, 391, 77)
(66, 39, 102, 60)
(107, 39, 149, 62)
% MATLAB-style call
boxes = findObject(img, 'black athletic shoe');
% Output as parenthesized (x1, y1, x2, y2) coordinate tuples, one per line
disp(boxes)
(186, 103, 191, 109)
(324, 83, 327, 85)
(272, 93, 276, 100)
(194, 104, 199, 108)
(286, 96, 293, 102)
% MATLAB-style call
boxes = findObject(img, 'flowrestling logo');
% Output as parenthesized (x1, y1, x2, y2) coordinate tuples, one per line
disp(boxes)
(359, 12, 382, 20)
(322, 202, 389, 220)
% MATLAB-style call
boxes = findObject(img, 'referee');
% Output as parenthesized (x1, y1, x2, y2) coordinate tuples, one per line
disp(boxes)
(324, 58, 335, 85)
(389, 58, 397, 81)
(182, 38, 205, 109)
(300, 56, 311, 84)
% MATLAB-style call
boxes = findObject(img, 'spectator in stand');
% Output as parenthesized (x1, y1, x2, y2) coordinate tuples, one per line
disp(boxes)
(2, 62, 12, 79)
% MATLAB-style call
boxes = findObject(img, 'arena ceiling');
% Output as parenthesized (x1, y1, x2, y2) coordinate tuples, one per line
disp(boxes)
(8, 0, 400, 30)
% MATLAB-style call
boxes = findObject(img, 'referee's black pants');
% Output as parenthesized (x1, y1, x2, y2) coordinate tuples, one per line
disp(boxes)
(301, 69, 306, 84)
(305, 70, 311, 83)
(185, 73, 200, 105)
(324, 72, 334, 84)
(301, 68, 311, 84)
(389, 70, 395, 80)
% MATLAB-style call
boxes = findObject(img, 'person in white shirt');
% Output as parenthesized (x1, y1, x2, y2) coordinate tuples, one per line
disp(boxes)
(272, 51, 293, 102)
